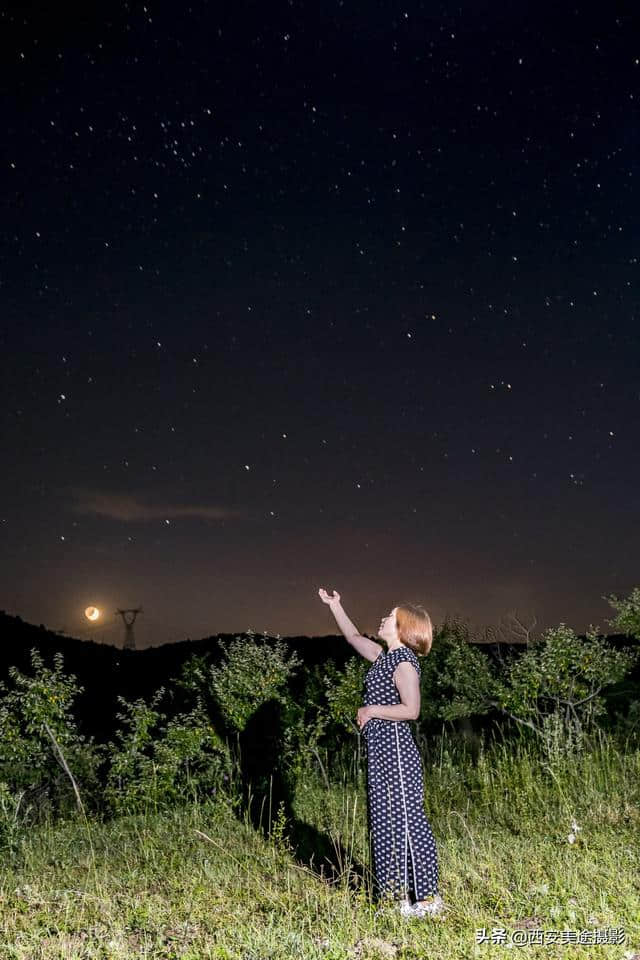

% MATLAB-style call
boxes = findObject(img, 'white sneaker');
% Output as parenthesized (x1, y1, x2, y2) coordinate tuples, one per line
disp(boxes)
(374, 898, 410, 919)
(412, 895, 445, 917)
(398, 899, 415, 918)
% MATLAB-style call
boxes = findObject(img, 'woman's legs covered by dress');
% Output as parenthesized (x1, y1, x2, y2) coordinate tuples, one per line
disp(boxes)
(366, 727, 409, 902)
(393, 724, 439, 902)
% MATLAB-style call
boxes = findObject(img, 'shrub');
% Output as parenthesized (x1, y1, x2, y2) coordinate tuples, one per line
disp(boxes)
(206, 637, 302, 732)
(418, 617, 501, 725)
(492, 623, 640, 756)
(603, 585, 640, 638)
(323, 657, 368, 736)
(0, 649, 104, 838)
(279, 663, 331, 786)
(104, 689, 232, 815)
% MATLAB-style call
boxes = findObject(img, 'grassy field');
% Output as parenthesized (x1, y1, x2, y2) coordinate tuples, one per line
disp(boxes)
(1, 730, 639, 959)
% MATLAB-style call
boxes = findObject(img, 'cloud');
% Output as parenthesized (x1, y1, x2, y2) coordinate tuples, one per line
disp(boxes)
(68, 488, 243, 523)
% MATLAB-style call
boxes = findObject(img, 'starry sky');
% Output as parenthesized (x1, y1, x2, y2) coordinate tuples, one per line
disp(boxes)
(2, 2, 638, 649)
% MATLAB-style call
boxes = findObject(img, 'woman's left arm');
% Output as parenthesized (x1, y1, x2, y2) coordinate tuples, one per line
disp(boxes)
(356, 663, 420, 727)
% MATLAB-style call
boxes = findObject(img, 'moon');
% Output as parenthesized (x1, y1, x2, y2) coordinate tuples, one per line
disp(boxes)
(85, 606, 100, 621)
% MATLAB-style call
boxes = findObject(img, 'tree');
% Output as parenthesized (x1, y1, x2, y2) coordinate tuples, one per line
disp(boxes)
(490, 623, 639, 751)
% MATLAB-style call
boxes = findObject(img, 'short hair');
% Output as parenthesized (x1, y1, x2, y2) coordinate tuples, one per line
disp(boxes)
(395, 603, 433, 656)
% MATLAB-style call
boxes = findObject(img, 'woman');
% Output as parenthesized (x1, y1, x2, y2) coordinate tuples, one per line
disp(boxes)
(318, 587, 444, 918)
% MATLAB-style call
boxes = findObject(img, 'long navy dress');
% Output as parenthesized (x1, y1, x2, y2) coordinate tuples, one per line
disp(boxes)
(362, 645, 440, 903)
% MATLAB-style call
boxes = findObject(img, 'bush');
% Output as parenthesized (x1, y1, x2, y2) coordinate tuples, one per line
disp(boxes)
(493, 623, 640, 756)
(0, 649, 104, 841)
(279, 663, 331, 786)
(104, 689, 232, 816)
(603, 585, 640, 638)
(206, 637, 302, 732)
(418, 617, 501, 725)
(323, 657, 368, 736)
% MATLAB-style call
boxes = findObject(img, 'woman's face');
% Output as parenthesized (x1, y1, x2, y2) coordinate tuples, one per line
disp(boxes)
(377, 607, 398, 646)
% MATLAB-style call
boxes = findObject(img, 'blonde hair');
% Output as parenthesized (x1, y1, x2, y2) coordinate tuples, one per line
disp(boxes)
(395, 603, 433, 656)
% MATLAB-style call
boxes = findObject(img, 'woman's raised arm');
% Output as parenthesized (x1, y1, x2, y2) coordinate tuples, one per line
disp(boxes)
(318, 588, 383, 662)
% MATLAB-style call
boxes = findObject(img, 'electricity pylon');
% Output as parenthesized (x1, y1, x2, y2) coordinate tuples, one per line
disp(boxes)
(116, 607, 143, 651)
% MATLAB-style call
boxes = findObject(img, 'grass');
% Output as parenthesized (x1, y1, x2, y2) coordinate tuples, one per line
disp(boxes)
(0, 729, 639, 959)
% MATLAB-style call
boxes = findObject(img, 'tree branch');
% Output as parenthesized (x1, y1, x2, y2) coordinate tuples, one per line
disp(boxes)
(42, 720, 85, 816)
(311, 746, 331, 792)
(488, 702, 543, 736)
(557, 688, 602, 708)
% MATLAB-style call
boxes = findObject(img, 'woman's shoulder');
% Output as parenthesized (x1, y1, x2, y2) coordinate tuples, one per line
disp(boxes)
(389, 645, 420, 666)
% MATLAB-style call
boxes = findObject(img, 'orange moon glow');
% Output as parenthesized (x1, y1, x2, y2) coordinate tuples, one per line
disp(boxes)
(85, 606, 100, 621)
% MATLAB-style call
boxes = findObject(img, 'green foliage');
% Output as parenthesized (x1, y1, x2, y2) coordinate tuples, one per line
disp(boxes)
(411, 612, 640, 758)
(183, 640, 330, 790)
(0, 649, 104, 833)
(612, 699, 640, 743)
(104, 690, 231, 815)
(154, 707, 231, 803)
(269, 799, 293, 853)
(207, 637, 302, 732)
(174, 653, 211, 705)
(279, 663, 330, 784)
(0, 781, 28, 854)
(323, 657, 368, 735)
(104, 689, 164, 815)
(604, 585, 640, 638)
(280, 708, 328, 783)
(419, 618, 502, 724)
(492, 623, 640, 754)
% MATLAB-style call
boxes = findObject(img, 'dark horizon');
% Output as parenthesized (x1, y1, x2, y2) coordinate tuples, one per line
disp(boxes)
(2, 3, 638, 648)
(0, 603, 629, 654)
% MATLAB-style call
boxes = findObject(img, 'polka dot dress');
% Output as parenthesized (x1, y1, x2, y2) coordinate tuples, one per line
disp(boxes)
(362, 645, 439, 903)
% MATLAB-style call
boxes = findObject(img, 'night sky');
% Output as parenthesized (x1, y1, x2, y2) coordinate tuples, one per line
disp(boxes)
(2, 3, 638, 649)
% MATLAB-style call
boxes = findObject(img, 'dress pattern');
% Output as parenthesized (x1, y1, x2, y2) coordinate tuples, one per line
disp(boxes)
(362, 645, 439, 902)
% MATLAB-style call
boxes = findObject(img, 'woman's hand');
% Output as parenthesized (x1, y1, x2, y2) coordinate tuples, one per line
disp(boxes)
(356, 706, 374, 730)
(318, 587, 341, 606)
